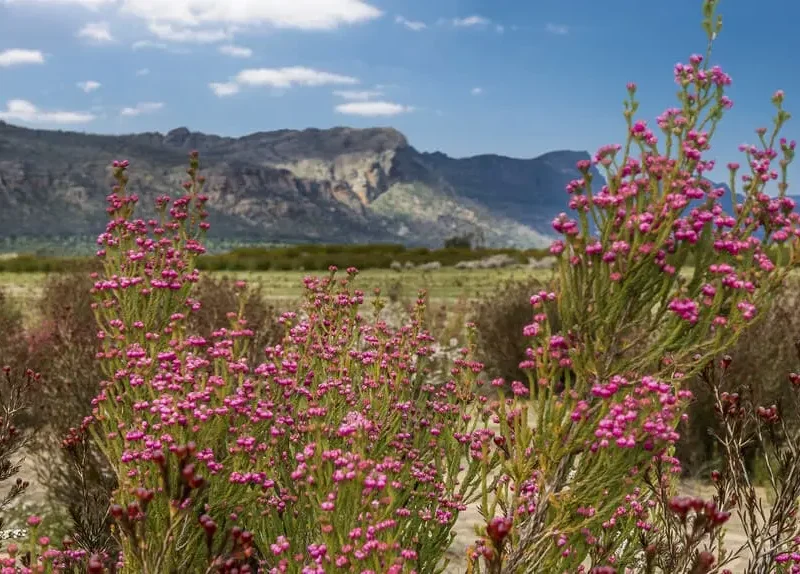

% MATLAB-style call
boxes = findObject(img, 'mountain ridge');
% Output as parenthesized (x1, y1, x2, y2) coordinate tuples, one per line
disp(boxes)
(0, 120, 605, 247)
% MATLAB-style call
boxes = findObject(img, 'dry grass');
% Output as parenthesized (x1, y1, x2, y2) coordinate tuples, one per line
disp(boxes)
(0, 268, 555, 310)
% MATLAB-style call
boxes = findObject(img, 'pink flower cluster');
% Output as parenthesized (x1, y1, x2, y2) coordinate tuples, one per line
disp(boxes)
(549, 54, 799, 337)
(472, 34, 799, 571)
(77, 156, 489, 572)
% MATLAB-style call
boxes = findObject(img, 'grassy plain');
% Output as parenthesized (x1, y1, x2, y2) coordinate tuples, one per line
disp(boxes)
(0, 267, 558, 308)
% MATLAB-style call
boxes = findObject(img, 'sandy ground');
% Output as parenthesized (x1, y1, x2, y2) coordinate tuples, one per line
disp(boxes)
(442, 479, 757, 573)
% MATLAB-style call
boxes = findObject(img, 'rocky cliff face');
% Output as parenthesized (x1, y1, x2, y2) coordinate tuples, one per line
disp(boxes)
(0, 121, 605, 248)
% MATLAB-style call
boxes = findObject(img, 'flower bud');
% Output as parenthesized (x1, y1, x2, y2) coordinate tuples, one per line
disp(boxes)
(486, 517, 513, 546)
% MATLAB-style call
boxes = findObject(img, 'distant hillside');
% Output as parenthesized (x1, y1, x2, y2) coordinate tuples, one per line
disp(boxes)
(0, 121, 608, 248)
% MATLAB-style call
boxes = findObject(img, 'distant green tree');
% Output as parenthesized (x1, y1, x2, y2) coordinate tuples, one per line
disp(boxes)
(443, 233, 474, 249)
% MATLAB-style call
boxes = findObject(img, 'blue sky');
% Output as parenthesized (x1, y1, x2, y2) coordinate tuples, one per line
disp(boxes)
(1, 0, 799, 187)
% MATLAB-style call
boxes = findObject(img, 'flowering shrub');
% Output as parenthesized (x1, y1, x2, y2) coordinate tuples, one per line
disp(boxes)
(2, 1, 800, 573)
(51, 154, 489, 573)
(468, 1, 800, 572)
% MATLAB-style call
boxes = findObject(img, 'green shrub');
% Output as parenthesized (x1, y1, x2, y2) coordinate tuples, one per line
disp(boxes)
(0, 244, 553, 273)
(472, 276, 558, 387)
(677, 276, 800, 476)
(0, 288, 25, 365)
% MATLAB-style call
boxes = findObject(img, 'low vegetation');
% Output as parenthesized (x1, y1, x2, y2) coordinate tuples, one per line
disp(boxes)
(0, 244, 551, 274)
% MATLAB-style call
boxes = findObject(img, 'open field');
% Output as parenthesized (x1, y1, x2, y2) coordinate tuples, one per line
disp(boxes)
(0, 267, 558, 308)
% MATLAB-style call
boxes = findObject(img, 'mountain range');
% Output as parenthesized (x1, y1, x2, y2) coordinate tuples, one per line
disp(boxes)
(0, 120, 608, 249)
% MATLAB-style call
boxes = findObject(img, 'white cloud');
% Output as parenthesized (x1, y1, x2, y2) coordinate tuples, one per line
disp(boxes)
(211, 67, 358, 97)
(118, 0, 381, 30)
(120, 101, 164, 116)
(235, 67, 358, 88)
(219, 44, 252, 58)
(135, 67, 150, 75)
(209, 82, 239, 97)
(395, 15, 425, 31)
(132, 40, 166, 50)
(452, 15, 490, 27)
(147, 22, 229, 43)
(471, 87, 483, 95)
(0, 49, 45, 67)
(545, 23, 569, 35)
(335, 101, 412, 117)
(495, 24, 504, 34)
(77, 21, 114, 42)
(333, 89, 382, 101)
(77, 80, 101, 92)
(0, 99, 95, 124)
(131, 40, 189, 53)
(4, 0, 113, 6)
(5, 0, 382, 30)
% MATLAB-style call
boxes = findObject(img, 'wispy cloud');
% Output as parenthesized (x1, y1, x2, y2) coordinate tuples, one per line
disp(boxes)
(132, 40, 165, 50)
(235, 67, 358, 88)
(452, 15, 490, 27)
(219, 44, 252, 58)
(77, 80, 101, 93)
(0, 49, 45, 67)
(135, 67, 150, 76)
(333, 89, 383, 101)
(395, 15, 425, 31)
(471, 87, 483, 96)
(77, 21, 114, 42)
(209, 82, 240, 97)
(131, 40, 189, 53)
(120, 101, 164, 116)
(0, 99, 95, 124)
(147, 22, 229, 43)
(334, 101, 413, 117)
(545, 22, 569, 35)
